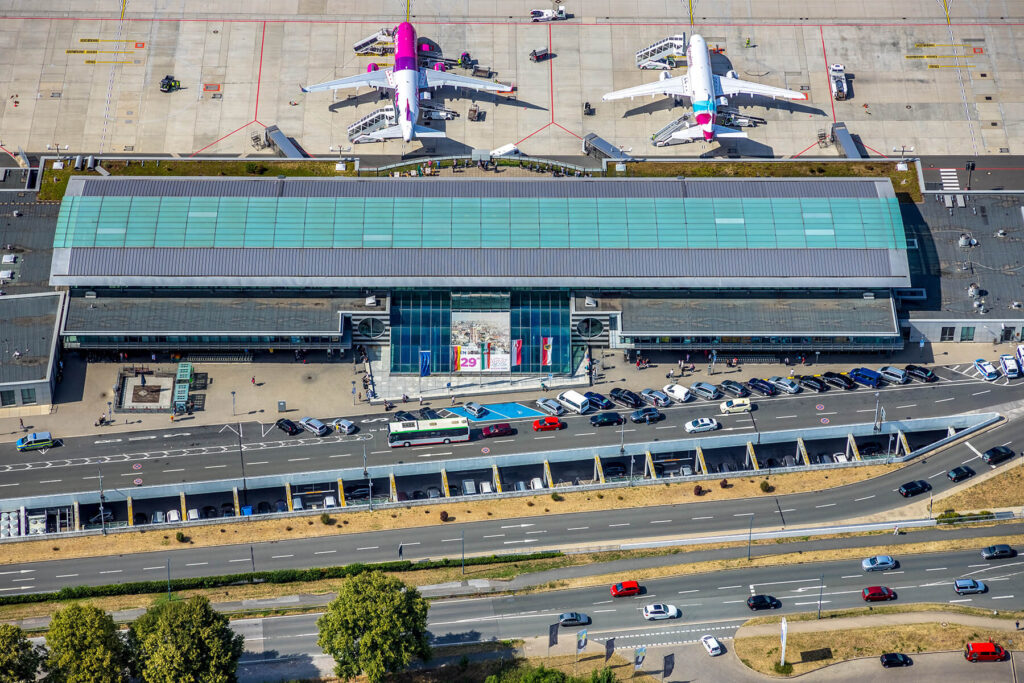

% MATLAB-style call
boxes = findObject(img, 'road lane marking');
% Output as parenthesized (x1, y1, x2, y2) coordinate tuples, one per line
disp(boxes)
(246, 462, 268, 466)
(143, 566, 163, 571)
(567, 526, 589, 531)
(229, 558, 250, 563)
(39, 479, 62, 484)
(794, 601, 830, 606)
(163, 468, 185, 472)
(775, 415, 797, 419)
(577, 432, 596, 436)
(925, 567, 946, 571)
(185, 562, 208, 567)
(896, 404, 917, 409)
(949, 598, 972, 603)
(968, 564, 988, 568)
(815, 503, 837, 508)
(525, 530, 547, 535)
(287, 457, 310, 462)
(493, 439, 514, 443)
(854, 495, 875, 501)
(608, 523, 630, 527)
(99, 570, 122, 574)
(971, 390, 991, 396)
(722, 600, 746, 603)
(592, 600, 613, 605)
(483, 534, 505, 538)
(935, 397, 955, 402)
(205, 465, 227, 469)
(717, 585, 742, 590)
(271, 554, 294, 559)
(678, 589, 700, 594)
(991, 595, 1015, 599)
(733, 512, 754, 516)
(856, 409, 875, 413)
(592, 609, 617, 613)
(650, 520, 672, 524)
(841, 575, 861, 579)
(314, 550, 336, 555)
(55, 574, 78, 578)
(928, 471, 947, 479)
(534, 436, 556, 439)
(692, 516, 713, 520)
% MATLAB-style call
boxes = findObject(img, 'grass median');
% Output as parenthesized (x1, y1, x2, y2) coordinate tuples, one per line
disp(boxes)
(3, 464, 899, 567)
(734, 620, 1013, 677)
(938, 464, 1024, 511)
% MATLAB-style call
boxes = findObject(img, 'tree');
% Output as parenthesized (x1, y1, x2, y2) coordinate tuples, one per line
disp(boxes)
(317, 571, 430, 682)
(0, 623, 44, 683)
(127, 596, 244, 683)
(44, 603, 126, 683)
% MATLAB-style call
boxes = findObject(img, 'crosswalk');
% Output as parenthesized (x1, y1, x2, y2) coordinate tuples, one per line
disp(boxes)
(938, 168, 961, 192)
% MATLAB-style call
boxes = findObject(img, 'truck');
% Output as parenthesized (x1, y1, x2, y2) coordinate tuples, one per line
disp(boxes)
(829, 64, 848, 100)
(530, 7, 567, 22)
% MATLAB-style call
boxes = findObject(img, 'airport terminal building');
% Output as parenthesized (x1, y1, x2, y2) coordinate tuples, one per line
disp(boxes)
(51, 176, 910, 375)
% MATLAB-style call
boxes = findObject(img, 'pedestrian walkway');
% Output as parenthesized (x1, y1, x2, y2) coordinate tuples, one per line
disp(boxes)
(736, 610, 1020, 638)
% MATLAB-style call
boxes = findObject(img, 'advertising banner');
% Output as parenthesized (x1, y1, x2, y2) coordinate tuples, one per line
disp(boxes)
(451, 311, 510, 372)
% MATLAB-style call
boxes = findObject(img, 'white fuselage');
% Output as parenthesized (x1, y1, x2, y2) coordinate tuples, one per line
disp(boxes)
(392, 68, 420, 142)
(685, 35, 717, 141)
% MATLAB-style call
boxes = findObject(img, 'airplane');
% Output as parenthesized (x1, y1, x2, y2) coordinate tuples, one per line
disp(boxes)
(603, 34, 807, 143)
(301, 21, 509, 143)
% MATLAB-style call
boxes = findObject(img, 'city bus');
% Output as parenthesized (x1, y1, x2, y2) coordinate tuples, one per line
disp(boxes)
(387, 417, 471, 448)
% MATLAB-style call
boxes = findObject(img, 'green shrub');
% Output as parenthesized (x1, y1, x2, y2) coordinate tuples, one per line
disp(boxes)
(320, 512, 334, 526)
(760, 480, 773, 493)
(773, 662, 793, 674)
(174, 531, 187, 543)
(551, 492, 564, 502)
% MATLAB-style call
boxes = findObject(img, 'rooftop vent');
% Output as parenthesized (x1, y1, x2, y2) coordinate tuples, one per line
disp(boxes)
(862, 292, 875, 300)
(364, 295, 377, 307)
(997, 229, 1008, 237)
(584, 296, 597, 308)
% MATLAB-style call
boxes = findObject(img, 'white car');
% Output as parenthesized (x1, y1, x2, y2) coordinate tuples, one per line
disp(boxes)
(701, 634, 723, 656)
(331, 418, 357, 434)
(999, 354, 1020, 379)
(663, 384, 690, 402)
(684, 417, 719, 434)
(166, 509, 181, 523)
(719, 398, 751, 414)
(642, 603, 679, 620)
(973, 358, 999, 381)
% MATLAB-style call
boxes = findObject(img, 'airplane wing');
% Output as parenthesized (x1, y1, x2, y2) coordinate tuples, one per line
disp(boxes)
(713, 75, 807, 100)
(301, 70, 391, 93)
(421, 70, 508, 92)
(603, 75, 691, 101)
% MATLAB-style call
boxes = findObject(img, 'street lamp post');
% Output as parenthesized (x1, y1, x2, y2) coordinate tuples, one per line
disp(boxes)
(747, 515, 754, 560)
(965, 160, 976, 191)
(98, 467, 107, 536)
(106, 400, 112, 423)
(363, 444, 372, 511)
(237, 422, 248, 505)
(873, 392, 882, 433)
(231, 390, 236, 417)
(629, 454, 635, 486)
(351, 380, 356, 406)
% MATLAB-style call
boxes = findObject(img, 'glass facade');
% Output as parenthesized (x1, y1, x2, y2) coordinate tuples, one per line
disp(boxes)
(510, 291, 571, 374)
(390, 292, 452, 375)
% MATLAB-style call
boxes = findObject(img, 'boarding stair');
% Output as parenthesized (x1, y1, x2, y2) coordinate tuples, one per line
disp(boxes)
(353, 28, 395, 56)
(347, 105, 396, 143)
(651, 115, 694, 146)
(635, 34, 687, 69)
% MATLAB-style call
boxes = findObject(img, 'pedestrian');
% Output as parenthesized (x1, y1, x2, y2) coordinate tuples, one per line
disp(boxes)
(893, 525, 900, 536)
(1016, 620, 1020, 630)
(784, 356, 790, 366)
(358, 391, 363, 402)
(18, 418, 24, 431)
(251, 376, 256, 386)
(451, 395, 457, 406)
(418, 396, 423, 405)
(151, 352, 156, 362)
(678, 359, 684, 370)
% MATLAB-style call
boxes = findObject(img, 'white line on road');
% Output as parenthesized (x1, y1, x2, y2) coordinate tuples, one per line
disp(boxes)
(935, 397, 955, 403)
(841, 575, 861, 579)
(775, 415, 797, 419)
(526, 530, 547, 535)
(229, 559, 250, 563)
(93, 438, 123, 444)
(163, 468, 185, 472)
(567, 526, 589, 531)
(649, 520, 672, 524)
(287, 457, 310, 462)
(794, 601, 831, 606)
(39, 479, 61, 484)
(722, 600, 746, 604)
(991, 595, 1015, 600)
(815, 503, 837, 508)
(314, 550, 336, 555)
(816, 411, 837, 416)
(328, 454, 351, 459)
(577, 432, 596, 436)
(483, 534, 505, 538)
(246, 462, 268, 465)
(355, 547, 378, 551)
(493, 439, 515, 443)
(854, 495, 875, 501)
(656, 425, 674, 429)
(592, 609, 617, 613)
(883, 571, 904, 575)
(128, 435, 157, 441)
(928, 471, 947, 479)
(608, 523, 630, 527)
(592, 600, 613, 605)
(971, 390, 991, 396)
(968, 564, 988, 568)
(99, 570, 122, 574)
(856, 409, 875, 413)
(949, 599, 973, 603)
(692, 516, 713, 520)
(143, 566, 163, 571)
(717, 585, 742, 590)
(925, 567, 946, 571)
(534, 436, 555, 440)
(55, 574, 78, 578)
(205, 465, 227, 469)
(442, 538, 461, 542)
(185, 562, 208, 567)
(896, 404, 917, 409)
(271, 554, 294, 559)
(733, 512, 754, 516)
(678, 589, 700, 594)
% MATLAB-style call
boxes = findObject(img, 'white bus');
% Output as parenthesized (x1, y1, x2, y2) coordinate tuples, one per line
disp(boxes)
(387, 417, 470, 448)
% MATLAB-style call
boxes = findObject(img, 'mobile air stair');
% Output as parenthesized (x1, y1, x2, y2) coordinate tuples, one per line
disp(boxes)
(353, 28, 395, 56)
(635, 34, 687, 69)
(347, 106, 396, 143)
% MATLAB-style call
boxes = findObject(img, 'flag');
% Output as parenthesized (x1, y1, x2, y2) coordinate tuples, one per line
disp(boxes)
(419, 350, 431, 377)
(541, 336, 552, 366)
(604, 637, 615, 662)
(663, 653, 675, 678)
(576, 629, 587, 653)
(512, 339, 523, 367)
(451, 345, 461, 371)
(634, 647, 646, 670)
(548, 622, 559, 648)
(482, 342, 491, 370)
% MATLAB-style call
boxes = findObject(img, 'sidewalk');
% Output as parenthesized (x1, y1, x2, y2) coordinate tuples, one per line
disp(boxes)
(0, 340, 1012, 443)
(736, 610, 1022, 638)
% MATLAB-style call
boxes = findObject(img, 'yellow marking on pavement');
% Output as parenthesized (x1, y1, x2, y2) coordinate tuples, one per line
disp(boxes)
(928, 64, 974, 68)
(84, 61, 134, 65)
(66, 50, 134, 54)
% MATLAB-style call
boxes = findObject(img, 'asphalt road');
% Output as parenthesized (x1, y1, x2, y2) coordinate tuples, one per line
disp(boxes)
(2, 362, 1015, 499)
(231, 548, 1024, 662)
(920, 155, 1024, 192)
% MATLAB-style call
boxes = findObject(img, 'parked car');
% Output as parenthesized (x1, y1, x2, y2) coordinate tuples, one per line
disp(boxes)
(394, 411, 417, 422)
(201, 505, 218, 519)
(532, 416, 565, 432)
(746, 595, 780, 610)
(862, 555, 897, 572)
(425, 487, 442, 499)
(604, 463, 627, 477)
(590, 412, 623, 427)
(89, 510, 114, 525)
(464, 402, 487, 418)
(898, 480, 931, 497)
(953, 579, 986, 595)
(220, 502, 235, 517)
(298, 417, 330, 436)
(322, 496, 338, 508)
(640, 388, 671, 407)
(584, 391, 613, 410)
(822, 371, 856, 390)
(999, 353, 1021, 378)
(862, 586, 896, 602)
(981, 544, 1016, 560)
(720, 398, 752, 414)
(981, 445, 1015, 466)
(718, 380, 748, 398)
(768, 376, 800, 394)
(746, 378, 776, 396)
(878, 366, 909, 385)
(536, 398, 565, 416)
(186, 508, 200, 521)
(905, 364, 937, 382)
(880, 653, 912, 668)
(275, 418, 302, 435)
(974, 358, 1000, 381)
(167, 509, 182, 523)
(345, 487, 371, 500)
(558, 612, 589, 627)
(150, 510, 166, 524)
(274, 499, 288, 512)
(419, 408, 442, 420)
(610, 580, 641, 597)
(663, 384, 690, 402)
(609, 387, 642, 408)
(795, 375, 826, 392)
(529, 477, 545, 490)
(642, 603, 679, 620)
(481, 423, 514, 438)
(630, 407, 664, 424)
(689, 381, 720, 400)
(133, 512, 149, 525)
(701, 634, 724, 656)
(331, 418, 358, 434)
(964, 641, 1006, 662)
(256, 501, 272, 514)
(684, 417, 719, 433)
(947, 466, 975, 482)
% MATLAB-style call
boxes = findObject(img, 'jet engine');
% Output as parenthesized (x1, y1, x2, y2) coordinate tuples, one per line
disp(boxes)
(366, 63, 379, 73)
(433, 63, 447, 72)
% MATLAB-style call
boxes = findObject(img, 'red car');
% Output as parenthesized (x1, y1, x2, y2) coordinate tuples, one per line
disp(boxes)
(532, 416, 565, 432)
(481, 423, 514, 438)
(610, 580, 641, 597)
(862, 586, 896, 602)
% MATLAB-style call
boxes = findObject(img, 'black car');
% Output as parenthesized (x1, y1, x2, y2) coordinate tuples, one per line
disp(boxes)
(275, 418, 302, 435)
(898, 480, 931, 497)
(604, 463, 627, 477)
(274, 499, 288, 512)
(796, 375, 827, 392)
(981, 445, 1015, 466)
(590, 411, 624, 427)
(719, 380, 749, 398)
(418, 408, 442, 420)
(905, 364, 937, 382)
(981, 544, 1016, 560)
(584, 391, 614, 410)
(746, 378, 776, 396)
(630, 407, 664, 424)
(859, 442, 883, 457)
(411, 490, 427, 500)
(746, 594, 780, 610)
(610, 387, 643, 409)
(201, 505, 218, 519)
(256, 501, 272, 514)
(345, 486, 371, 500)
(821, 371, 856, 390)
(220, 502, 235, 517)
(947, 465, 975, 482)
(879, 653, 912, 668)
(394, 410, 417, 422)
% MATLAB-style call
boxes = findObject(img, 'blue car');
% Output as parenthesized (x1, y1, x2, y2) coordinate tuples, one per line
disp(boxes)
(973, 358, 1000, 381)
(584, 391, 613, 410)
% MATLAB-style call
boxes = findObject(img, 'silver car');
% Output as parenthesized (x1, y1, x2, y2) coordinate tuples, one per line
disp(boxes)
(536, 397, 565, 416)
(298, 417, 330, 436)
(862, 555, 897, 572)
(689, 382, 720, 400)
(640, 388, 671, 407)
(331, 418, 357, 434)
(768, 376, 801, 394)
(953, 579, 986, 595)
(464, 402, 487, 418)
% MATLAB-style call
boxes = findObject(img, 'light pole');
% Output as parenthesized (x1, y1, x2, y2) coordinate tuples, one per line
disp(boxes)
(237, 422, 248, 506)
(873, 392, 881, 433)
(619, 420, 626, 456)
(748, 410, 759, 444)
(817, 574, 824, 619)
(965, 160, 975, 190)
(351, 380, 356, 406)
(747, 515, 754, 560)
(629, 454, 635, 486)
(106, 400, 112, 423)
(231, 390, 236, 416)
(98, 467, 107, 536)
(363, 444, 372, 511)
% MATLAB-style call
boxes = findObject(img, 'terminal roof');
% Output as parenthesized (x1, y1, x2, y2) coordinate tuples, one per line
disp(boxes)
(0, 293, 62, 384)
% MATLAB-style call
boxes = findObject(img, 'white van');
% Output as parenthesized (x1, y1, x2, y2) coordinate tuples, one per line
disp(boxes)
(461, 479, 477, 496)
(556, 390, 592, 415)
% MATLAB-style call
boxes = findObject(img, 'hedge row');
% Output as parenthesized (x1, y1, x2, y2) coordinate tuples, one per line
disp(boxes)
(0, 551, 561, 606)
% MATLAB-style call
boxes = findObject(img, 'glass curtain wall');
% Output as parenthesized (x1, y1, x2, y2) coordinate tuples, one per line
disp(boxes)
(389, 291, 452, 374)
(510, 291, 571, 374)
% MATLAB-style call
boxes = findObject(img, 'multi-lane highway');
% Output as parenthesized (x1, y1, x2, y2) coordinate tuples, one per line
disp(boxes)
(2, 362, 1016, 499)
(230, 547, 1024, 661)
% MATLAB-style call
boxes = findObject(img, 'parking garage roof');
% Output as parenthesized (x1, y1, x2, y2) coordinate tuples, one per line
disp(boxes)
(52, 176, 910, 288)
(0, 292, 62, 384)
